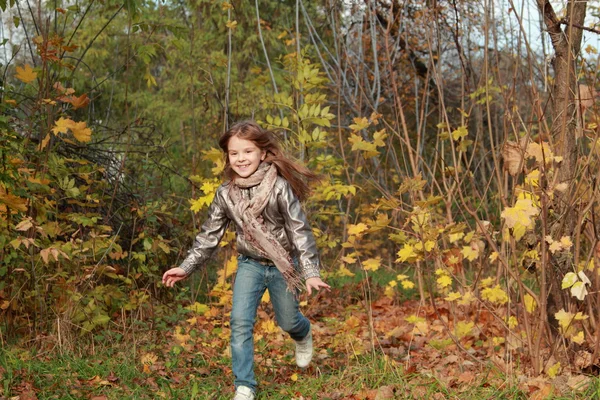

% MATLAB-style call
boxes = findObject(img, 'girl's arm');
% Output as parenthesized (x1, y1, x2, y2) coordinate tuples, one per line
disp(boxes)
(178, 188, 230, 275)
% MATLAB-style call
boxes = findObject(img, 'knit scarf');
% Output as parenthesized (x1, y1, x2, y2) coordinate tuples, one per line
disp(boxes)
(228, 163, 304, 293)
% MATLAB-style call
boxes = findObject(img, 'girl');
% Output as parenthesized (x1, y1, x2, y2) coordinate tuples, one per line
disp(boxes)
(162, 121, 330, 400)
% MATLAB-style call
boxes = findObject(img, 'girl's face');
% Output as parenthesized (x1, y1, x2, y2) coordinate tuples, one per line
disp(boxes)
(227, 135, 266, 178)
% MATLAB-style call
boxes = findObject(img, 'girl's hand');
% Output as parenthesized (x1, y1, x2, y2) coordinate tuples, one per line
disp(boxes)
(162, 267, 188, 287)
(305, 277, 331, 295)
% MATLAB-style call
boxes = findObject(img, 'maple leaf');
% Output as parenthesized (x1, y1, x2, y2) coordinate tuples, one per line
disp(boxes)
(461, 245, 479, 261)
(396, 244, 417, 262)
(560, 236, 573, 249)
(348, 134, 379, 157)
(572, 331, 585, 345)
(455, 321, 474, 339)
(481, 285, 509, 304)
(449, 232, 464, 243)
(185, 302, 209, 314)
(362, 257, 381, 271)
(451, 126, 468, 141)
(507, 316, 518, 328)
(67, 93, 90, 110)
(349, 117, 369, 131)
(445, 292, 462, 301)
(348, 223, 368, 236)
(226, 20, 238, 29)
(549, 241, 563, 254)
(547, 362, 561, 378)
(400, 280, 415, 289)
(337, 264, 355, 277)
(70, 121, 92, 142)
(52, 117, 74, 135)
(501, 198, 539, 229)
(458, 291, 476, 305)
(555, 309, 574, 330)
(373, 129, 388, 146)
(15, 64, 37, 83)
(525, 169, 540, 187)
(526, 141, 554, 164)
(436, 275, 452, 289)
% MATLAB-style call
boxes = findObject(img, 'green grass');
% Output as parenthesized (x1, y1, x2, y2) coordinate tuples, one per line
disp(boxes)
(3, 347, 600, 399)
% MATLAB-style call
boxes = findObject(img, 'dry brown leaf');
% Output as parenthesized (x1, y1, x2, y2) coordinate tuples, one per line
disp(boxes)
(374, 385, 395, 400)
(502, 141, 524, 176)
(567, 374, 591, 391)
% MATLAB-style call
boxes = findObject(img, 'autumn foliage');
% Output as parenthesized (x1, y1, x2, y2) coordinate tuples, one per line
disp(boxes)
(2, 0, 600, 397)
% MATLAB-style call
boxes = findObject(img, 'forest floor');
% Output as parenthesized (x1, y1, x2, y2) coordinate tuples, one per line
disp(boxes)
(1, 282, 600, 399)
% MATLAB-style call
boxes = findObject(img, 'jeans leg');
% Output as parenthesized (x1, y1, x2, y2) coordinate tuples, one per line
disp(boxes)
(231, 258, 267, 391)
(266, 267, 310, 341)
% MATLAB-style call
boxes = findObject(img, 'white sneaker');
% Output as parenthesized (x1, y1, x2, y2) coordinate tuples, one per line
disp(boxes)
(233, 386, 255, 400)
(295, 328, 313, 368)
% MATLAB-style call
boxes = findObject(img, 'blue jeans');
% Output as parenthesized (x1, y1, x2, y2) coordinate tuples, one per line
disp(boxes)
(230, 255, 310, 392)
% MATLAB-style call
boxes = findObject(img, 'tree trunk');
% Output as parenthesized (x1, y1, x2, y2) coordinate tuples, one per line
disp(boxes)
(536, 0, 587, 332)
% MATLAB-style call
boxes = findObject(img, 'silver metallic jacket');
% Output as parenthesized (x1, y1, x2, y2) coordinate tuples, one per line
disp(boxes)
(179, 176, 321, 280)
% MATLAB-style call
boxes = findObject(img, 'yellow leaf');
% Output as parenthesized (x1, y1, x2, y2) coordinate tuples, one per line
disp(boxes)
(185, 302, 209, 314)
(362, 257, 381, 271)
(501, 198, 539, 230)
(336, 264, 355, 277)
(222, 2, 233, 10)
(526, 142, 554, 164)
(461, 245, 479, 261)
(560, 236, 573, 249)
(481, 285, 509, 304)
(437, 275, 452, 289)
(226, 20, 238, 29)
(524, 294, 537, 313)
(52, 117, 74, 135)
(507, 316, 518, 329)
(451, 126, 468, 141)
(261, 290, 270, 303)
(547, 362, 561, 378)
(524, 169, 540, 187)
(555, 309, 574, 330)
(70, 121, 92, 142)
(445, 292, 462, 301)
(396, 274, 409, 280)
(388, 280, 397, 288)
(455, 321, 474, 339)
(384, 285, 396, 299)
(291, 373, 298, 382)
(449, 232, 464, 243)
(458, 291, 476, 305)
(396, 244, 417, 262)
(15, 64, 37, 83)
(489, 252, 499, 262)
(401, 280, 415, 289)
(572, 331, 585, 345)
(549, 241, 563, 254)
(349, 117, 369, 131)
(348, 223, 368, 236)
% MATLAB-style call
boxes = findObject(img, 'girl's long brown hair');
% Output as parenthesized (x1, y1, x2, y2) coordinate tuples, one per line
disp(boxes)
(219, 120, 318, 201)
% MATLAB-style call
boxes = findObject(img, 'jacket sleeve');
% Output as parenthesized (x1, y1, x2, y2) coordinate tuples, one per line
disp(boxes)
(277, 179, 321, 280)
(179, 190, 230, 275)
